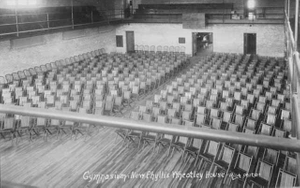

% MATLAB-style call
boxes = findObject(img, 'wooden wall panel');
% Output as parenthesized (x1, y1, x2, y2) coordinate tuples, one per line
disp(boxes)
(10, 35, 45, 49)
(182, 13, 206, 29)
(63, 29, 86, 40)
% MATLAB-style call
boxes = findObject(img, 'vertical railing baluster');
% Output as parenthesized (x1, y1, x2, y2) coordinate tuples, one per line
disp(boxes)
(71, 0, 74, 29)
(15, 8, 19, 37)
(46, 13, 50, 29)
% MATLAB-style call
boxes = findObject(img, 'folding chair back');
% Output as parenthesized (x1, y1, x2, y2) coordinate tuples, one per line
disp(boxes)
(275, 170, 297, 188)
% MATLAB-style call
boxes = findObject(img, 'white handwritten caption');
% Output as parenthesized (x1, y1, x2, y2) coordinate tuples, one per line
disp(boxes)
(83, 171, 260, 184)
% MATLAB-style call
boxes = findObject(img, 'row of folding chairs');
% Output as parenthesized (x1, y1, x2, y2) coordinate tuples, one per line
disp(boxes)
(1, 52, 189, 105)
(1, 48, 107, 85)
(1, 51, 191, 144)
(115, 53, 295, 187)
(0, 106, 99, 143)
(118, 110, 297, 187)
(135, 45, 186, 54)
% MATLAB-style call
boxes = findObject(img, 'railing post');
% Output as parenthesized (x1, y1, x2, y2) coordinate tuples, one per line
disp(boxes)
(292, 54, 297, 93)
(292, 96, 300, 185)
(293, 52, 299, 94)
(285, 0, 287, 17)
(91, 11, 94, 23)
(46, 13, 50, 29)
(295, 0, 299, 51)
(71, 0, 74, 29)
(15, 8, 19, 37)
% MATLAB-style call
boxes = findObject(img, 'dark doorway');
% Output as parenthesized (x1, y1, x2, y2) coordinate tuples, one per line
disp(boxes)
(244, 33, 256, 54)
(126, 31, 135, 53)
(192, 32, 213, 56)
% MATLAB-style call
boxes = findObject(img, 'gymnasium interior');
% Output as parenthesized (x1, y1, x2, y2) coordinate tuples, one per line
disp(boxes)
(0, 0, 300, 187)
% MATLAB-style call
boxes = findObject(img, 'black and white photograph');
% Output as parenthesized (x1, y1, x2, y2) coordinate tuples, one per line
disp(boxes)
(0, 0, 299, 187)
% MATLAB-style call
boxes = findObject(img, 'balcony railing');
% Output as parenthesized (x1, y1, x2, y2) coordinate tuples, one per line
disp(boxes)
(284, 9, 300, 186)
(129, 6, 284, 24)
(0, 101, 300, 159)
(0, 8, 125, 38)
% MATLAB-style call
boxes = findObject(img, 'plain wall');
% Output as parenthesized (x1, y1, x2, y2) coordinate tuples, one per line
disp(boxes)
(115, 23, 284, 57)
(138, 0, 284, 8)
(0, 26, 116, 76)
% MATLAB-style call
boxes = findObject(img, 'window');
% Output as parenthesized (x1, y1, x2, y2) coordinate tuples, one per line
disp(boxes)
(116, 35, 123, 47)
(179, 37, 185, 44)
(247, 0, 255, 9)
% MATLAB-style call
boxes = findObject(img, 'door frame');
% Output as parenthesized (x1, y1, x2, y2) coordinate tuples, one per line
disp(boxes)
(244, 33, 257, 54)
(192, 32, 213, 56)
(126, 31, 135, 53)
(192, 32, 197, 56)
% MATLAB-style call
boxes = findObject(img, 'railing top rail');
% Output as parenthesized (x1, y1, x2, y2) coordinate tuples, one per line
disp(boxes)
(0, 104, 300, 152)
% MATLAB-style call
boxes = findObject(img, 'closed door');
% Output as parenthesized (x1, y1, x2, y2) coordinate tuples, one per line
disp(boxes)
(126, 31, 135, 53)
(244, 33, 256, 54)
(192, 32, 197, 55)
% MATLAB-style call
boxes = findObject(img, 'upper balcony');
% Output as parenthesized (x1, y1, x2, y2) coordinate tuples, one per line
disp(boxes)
(127, 3, 284, 25)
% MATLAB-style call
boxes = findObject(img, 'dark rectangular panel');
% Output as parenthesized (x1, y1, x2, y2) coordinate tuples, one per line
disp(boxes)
(182, 13, 205, 29)
(244, 33, 256, 54)
(126, 31, 135, 52)
(10, 35, 45, 49)
(116, 35, 123, 47)
(179, 37, 185, 44)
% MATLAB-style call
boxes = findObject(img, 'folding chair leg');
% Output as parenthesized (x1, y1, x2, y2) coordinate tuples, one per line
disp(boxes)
(166, 144, 171, 156)
(10, 132, 15, 145)
(170, 147, 175, 158)
(141, 140, 146, 149)
(242, 177, 248, 188)
(137, 137, 142, 148)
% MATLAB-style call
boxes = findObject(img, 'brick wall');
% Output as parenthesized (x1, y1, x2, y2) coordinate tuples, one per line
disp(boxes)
(0, 26, 116, 76)
(115, 23, 284, 57)
(213, 24, 284, 57)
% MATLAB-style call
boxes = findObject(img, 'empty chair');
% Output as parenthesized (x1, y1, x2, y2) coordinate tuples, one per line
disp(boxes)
(113, 96, 123, 115)
(0, 117, 16, 143)
(211, 144, 235, 182)
(255, 102, 266, 113)
(181, 110, 192, 121)
(210, 117, 222, 130)
(167, 108, 178, 119)
(16, 115, 37, 142)
(199, 141, 220, 172)
(185, 138, 203, 164)
(195, 113, 207, 127)
(275, 169, 297, 188)
(209, 108, 220, 119)
(258, 123, 273, 136)
(243, 118, 257, 131)
(262, 148, 279, 166)
(249, 159, 274, 187)
(226, 122, 239, 132)
(233, 152, 253, 188)
(280, 109, 291, 120)
(234, 104, 245, 116)
(142, 112, 153, 122)
(231, 113, 244, 127)
(170, 136, 189, 159)
(103, 96, 114, 115)
(157, 115, 168, 124)
(157, 133, 174, 156)
(282, 155, 297, 175)
(222, 110, 233, 124)
(249, 108, 261, 121)
(196, 106, 206, 115)
(264, 113, 277, 126)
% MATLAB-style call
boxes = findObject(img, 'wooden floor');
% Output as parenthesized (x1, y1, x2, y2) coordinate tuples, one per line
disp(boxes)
(1, 127, 244, 188)
(1, 55, 244, 188)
